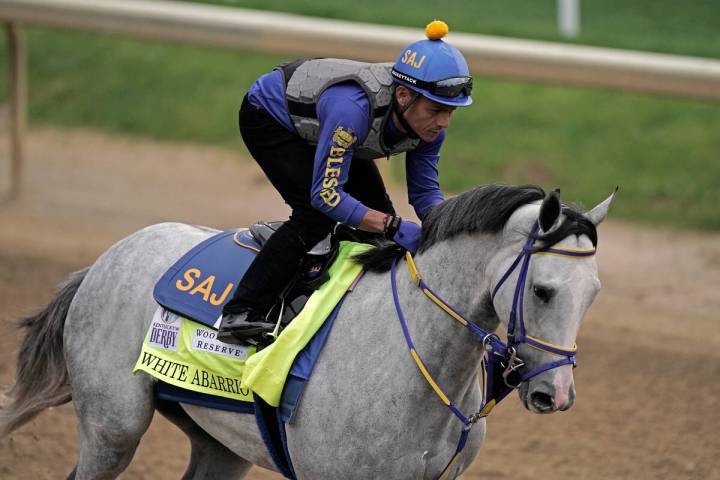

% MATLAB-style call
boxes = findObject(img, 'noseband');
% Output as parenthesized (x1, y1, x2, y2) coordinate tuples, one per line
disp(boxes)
(390, 222, 596, 479)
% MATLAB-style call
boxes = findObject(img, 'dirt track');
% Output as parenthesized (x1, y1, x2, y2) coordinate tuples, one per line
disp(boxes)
(0, 127, 718, 479)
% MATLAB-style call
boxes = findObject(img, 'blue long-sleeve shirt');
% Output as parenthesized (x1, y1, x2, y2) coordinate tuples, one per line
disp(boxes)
(247, 69, 445, 226)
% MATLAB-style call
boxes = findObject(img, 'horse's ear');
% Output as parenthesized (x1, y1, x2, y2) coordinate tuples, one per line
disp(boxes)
(538, 189, 562, 233)
(586, 186, 619, 226)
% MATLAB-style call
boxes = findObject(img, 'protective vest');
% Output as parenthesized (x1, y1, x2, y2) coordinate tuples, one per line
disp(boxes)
(278, 59, 420, 160)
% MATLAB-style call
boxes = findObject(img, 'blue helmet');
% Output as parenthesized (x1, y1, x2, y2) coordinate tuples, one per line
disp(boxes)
(392, 21, 473, 107)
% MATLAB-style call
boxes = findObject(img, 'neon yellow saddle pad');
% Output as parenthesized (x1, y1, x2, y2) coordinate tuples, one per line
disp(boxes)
(134, 241, 370, 406)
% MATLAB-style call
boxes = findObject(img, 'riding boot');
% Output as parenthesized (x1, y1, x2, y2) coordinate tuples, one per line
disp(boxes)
(218, 223, 310, 344)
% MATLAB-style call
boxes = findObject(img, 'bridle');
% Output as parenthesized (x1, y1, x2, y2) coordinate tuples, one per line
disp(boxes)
(491, 222, 596, 384)
(390, 222, 596, 479)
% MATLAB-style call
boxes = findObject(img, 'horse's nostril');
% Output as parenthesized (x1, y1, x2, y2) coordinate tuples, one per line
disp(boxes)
(530, 391, 554, 412)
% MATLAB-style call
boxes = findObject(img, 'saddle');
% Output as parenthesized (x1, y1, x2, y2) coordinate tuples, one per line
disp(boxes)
(153, 220, 377, 341)
(249, 221, 380, 333)
(249, 221, 339, 331)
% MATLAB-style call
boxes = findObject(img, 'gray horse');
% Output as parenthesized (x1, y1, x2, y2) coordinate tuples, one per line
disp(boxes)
(0, 184, 613, 479)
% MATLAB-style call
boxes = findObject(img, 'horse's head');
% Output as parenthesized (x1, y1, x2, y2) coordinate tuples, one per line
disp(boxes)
(356, 184, 616, 418)
(489, 188, 616, 414)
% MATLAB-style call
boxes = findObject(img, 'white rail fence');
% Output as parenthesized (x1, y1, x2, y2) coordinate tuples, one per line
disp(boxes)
(2, 0, 720, 198)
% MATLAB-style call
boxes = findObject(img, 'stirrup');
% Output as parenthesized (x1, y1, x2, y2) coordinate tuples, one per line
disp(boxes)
(218, 325, 275, 345)
(217, 310, 275, 344)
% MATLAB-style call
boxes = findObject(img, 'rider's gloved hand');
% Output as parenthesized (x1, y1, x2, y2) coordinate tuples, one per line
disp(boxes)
(384, 216, 421, 254)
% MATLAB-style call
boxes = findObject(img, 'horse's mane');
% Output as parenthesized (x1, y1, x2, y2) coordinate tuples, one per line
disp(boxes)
(354, 184, 597, 273)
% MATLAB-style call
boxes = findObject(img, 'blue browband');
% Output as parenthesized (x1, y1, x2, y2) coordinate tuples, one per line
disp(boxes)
(390, 222, 596, 479)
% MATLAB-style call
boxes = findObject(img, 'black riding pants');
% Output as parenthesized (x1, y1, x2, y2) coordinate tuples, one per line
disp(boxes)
(223, 95, 394, 314)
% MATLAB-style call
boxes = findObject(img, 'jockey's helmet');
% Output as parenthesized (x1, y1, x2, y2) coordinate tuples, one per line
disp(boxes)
(391, 20, 473, 107)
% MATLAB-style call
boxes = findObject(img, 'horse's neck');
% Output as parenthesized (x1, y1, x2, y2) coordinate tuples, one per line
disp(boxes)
(393, 234, 501, 401)
(413, 233, 502, 331)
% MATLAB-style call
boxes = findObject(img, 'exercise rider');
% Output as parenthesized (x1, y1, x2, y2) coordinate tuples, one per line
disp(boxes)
(218, 20, 474, 344)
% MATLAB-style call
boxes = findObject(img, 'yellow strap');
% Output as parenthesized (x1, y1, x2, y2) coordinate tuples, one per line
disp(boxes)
(410, 349, 451, 406)
(478, 399, 496, 417)
(406, 253, 468, 328)
(437, 451, 462, 480)
(531, 244, 596, 257)
(526, 335, 577, 354)
(405, 251, 422, 285)
(422, 288, 468, 327)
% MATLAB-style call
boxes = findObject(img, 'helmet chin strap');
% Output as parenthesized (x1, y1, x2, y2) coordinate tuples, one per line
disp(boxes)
(392, 90, 420, 140)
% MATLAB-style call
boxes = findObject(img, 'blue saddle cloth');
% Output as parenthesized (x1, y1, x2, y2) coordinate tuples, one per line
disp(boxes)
(152, 228, 348, 479)
(154, 229, 259, 328)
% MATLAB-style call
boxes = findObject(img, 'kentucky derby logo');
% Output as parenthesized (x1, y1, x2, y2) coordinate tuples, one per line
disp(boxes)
(149, 308, 181, 351)
(161, 309, 178, 324)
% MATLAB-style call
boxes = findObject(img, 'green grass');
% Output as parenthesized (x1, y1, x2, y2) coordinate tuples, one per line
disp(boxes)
(0, 24, 717, 230)
(9, 29, 286, 147)
(192, 0, 720, 58)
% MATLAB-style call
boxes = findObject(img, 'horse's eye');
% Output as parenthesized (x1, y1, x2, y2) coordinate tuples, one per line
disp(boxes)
(533, 285, 554, 303)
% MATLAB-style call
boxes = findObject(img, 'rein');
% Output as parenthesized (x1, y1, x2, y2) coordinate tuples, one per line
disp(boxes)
(390, 223, 596, 479)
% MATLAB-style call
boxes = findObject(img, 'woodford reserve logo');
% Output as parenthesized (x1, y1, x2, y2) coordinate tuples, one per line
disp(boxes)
(191, 327, 249, 360)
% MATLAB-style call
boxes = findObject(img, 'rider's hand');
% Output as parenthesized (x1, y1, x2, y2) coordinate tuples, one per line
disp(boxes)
(385, 216, 421, 254)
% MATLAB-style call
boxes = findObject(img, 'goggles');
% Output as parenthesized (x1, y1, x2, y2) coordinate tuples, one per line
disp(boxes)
(391, 68, 473, 98)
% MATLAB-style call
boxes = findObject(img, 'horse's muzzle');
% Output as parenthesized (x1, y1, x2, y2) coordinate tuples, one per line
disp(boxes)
(522, 371, 576, 413)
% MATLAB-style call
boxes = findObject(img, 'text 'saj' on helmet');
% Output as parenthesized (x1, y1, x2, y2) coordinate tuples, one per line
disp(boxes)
(391, 20, 473, 107)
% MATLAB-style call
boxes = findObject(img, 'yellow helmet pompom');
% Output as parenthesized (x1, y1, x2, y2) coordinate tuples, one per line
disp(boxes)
(425, 20, 449, 41)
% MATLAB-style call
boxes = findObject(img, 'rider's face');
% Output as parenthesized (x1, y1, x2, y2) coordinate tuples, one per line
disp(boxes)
(395, 87, 456, 142)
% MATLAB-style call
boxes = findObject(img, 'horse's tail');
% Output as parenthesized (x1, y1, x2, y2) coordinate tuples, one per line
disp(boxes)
(0, 267, 89, 437)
